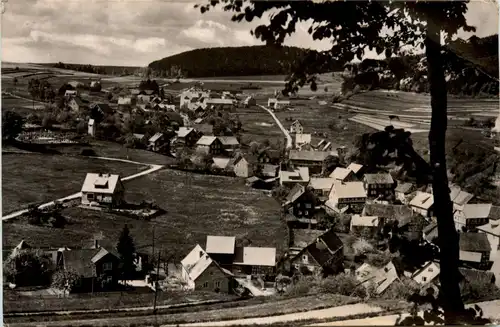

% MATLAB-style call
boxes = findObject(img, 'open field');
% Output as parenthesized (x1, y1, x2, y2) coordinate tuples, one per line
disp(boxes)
(3, 168, 285, 257)
(236, 103, 285, 145)
(2, 153, 146, 215)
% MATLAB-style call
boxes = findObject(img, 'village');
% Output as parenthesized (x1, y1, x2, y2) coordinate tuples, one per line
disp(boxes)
(3, 74, 500, 319)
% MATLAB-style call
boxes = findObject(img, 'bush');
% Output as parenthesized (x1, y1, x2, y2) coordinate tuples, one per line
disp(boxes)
(381, 277, 420, 301)
(52, 269, 82, 292)
(365, 251, 394, 268)
(352, 238, 375, 257)
(321, 273, 367, 298)
(3, 249, 52, 286)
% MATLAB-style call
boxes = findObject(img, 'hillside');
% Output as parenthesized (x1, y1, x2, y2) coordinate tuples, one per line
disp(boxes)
(148, 45, 341, 78)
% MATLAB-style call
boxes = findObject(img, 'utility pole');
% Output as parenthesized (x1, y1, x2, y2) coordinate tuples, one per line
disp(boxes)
(153, 250, 161, 314)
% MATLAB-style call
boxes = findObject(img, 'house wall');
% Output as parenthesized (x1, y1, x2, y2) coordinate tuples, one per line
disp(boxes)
(292, 198, 315, 218)
(234, 159, 252, 178)
(232, 265, 274, 276)
(412, 206, 430, 218)
(194, 263, 230, 293)
(479, 232, 499, 258)
(95, 254, 120, 285)
(290, 249, 321, 274)
(365, 183, 394, 198)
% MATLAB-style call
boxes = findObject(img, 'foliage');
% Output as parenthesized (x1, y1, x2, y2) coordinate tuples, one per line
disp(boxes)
(116, 225, 136, 279)
(381, 277, 421, 301)
(2, 110, 24, 140)
(272, 185, 290, 202)
(138, 79, 159, 94)
(322, 155, 341, 176)
(3, 249, 52, 286)
(51, 269, 82, 292)
(352, 238, 375, 257)
(320, 273, 367, 298)
(54, 62, 108, 74)
(365, 251, 394, 268)
(76, 121, 88, 134)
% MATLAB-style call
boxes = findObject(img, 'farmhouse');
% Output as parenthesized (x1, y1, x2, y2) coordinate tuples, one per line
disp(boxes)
(61, 247, 121, 292)
(289, 120, 304, 134)
(176, 127, 200, 147)
(294, 134, 312, 149)
(355, 261, 399, 294)
(363, 173, 395, 198)
(308, 177, 336, 199)
(81, 173, 124, 208)
(279, 167, 310, 187)
(287, 229, 344, 275)
(232, 246, 276, 276)
(350, 215, 382, 239)
(218, 136, 240, 153)
(326, 181, 367, 214)
(227, 153, 253, 178)
(148, 133, 166, 152)
(205, 235, 236, 267)
(454, 203, 493, 231)
(412, 261, 440, 285)
(274, 100, 290, 110)
(283, 184, 316, 219)
(289, 150, 332, 174)
(68, 97, 88, 112)
(196, 136, 223, 155)
(180, 245, 232, 293)
(409, 191, 434, 218)
(459, 232, 491, 268)
(330, 167, 357, 182)
(450, 187, 474, 211)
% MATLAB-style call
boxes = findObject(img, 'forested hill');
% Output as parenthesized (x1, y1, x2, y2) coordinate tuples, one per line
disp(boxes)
(148, 45, 341, 78)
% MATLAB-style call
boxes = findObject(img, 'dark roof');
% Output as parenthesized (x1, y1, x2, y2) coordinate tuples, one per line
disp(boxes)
(459, 233, 491, 253)
(363, 204, 416, 227)
(92, 103, 112, 113)
(195, 124, 213, 135)
(291, 229, 324, 248)
(63, 249, 100, 278)
(489, 206, 500, 221)
(259, 149, 281, 160)
(319, 229, 344, 253)
(459, 268, 495, 284)
(165, 112, 183, 125)
(364, 173, 394, 185)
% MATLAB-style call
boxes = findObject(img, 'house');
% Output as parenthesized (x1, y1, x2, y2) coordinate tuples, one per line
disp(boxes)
(274, 100, 290, 110)
(137, 94, 153, 103)
(148, 133, 166, 152)
(205, 235, 236, 266)
(350, 215, 382, 239)
(81, 173, 124, 208)
(204, 98, 235, 110)
(61, 247, 121, 292)
(68, 97, 88, 112)
(450, 187, 474, 211)
(90, 103, 113, 118)
(283, 184, 316, 219)
(477, 221, 500, 259)
(287, 229, 344, 275)
(232, 246, 276, 276)
(288, 229, 325, 255)
(294, 134, 312, 149)
(218, 136, 240, 154)
(289, 120, 304, 134)
(258, 149, 281, 165)
(330, 167, 357, 182)
(133, 133, 146, 142)
(195, 124, 214, 136)
(308, 177, 336, 199)
(459, 232, 491, 268)
(423, 222, 439, 243)
(196, 136, 223, 155)
(363, 173, 395, 198)
(454, 203, 493, 231)
(180, 245, 232, 292)
(65, 90, 78, 98)
(289, 150, 332, 174)
(9, 240, 31, 259)
(117, 96, 136, 108)
(395, 182, 414, 204)
(261, 164, 279, 178)
(212, 157, 231, 170)
(268, 98, 277, 107)
(347, 163, 364, 177)
(412, 261, 440, 285)
(243, 96, 256, 107)
(355, 261, 399, 294)
(279, 167, 310, 187)
(326, 181, 367, 214)
(176, 127, 200, 147)
(409, 191, 434, 218)
(88, 119, 96, 136)
(228, 154, 253, 178)
(180, 89, 210, 107)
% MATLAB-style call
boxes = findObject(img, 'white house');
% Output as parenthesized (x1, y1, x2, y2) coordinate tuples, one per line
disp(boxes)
(326, 181, 367, 214)
(81, 173, 124, 207)
(290, 120, 304, 134)
(454, 203, 493, 231)
(88, 119, 96, 136)
(412, 261, 440, 285)
(477, 221, 500, 259)
(330, 167, 357, 182)
(279, 167, 310, 187)
(409, 191, 434, 218)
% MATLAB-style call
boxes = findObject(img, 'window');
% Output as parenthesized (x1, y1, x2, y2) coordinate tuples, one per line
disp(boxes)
(103, 262, 112, 271)
(297, 203, 301, 208)
(305, 211, 309, 216)
(305, 203, 312, 209)
(202, 282, 209, 288)
(87, 193, 94, 200)
(428, 268, 433, 273)
(302, 255, 308, 263)
(106, 276, 113, 283)
(422, 277, 427, 282)
(214, 280, 221, 288)
(298, 211, 302, 216)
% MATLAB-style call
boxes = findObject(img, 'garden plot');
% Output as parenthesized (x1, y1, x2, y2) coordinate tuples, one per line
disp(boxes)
(349, 114, 429, 133)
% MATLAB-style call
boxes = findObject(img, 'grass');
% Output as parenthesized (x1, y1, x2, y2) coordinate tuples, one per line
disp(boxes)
(236, 101, 285, 145)
(4, 293, 360, 326)
(1, 153, 146, 215)
(3, 168, 285, 257)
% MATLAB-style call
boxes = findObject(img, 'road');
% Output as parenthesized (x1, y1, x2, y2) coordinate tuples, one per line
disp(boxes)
(1, 157, 163, 220)
(307, 300, 500, 326)
(257, 104, 293, 149)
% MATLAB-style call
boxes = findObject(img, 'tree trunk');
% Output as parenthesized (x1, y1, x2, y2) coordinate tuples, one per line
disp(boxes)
(425, 17, 465, 321)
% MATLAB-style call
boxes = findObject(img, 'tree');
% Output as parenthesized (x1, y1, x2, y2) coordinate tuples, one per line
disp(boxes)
(51, 268, 82, 293)
(199, 1, 475, 321)
(116, 225, 136, 280)
(3, 249, 52, 286)
(2, 110, 24, 140)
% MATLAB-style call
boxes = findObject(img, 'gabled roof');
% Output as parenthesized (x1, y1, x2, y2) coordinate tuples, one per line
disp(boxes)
(262, 164, 279, 177)
(409, 191, 434, 210)
(309, 178, 335, 191)
(395, 182, 413, 194)
(364, 173, 394, 185)
(460, 203, 493, 219)
(459, 233, 491, 253)
(258, 148, 281, 160)
(363, 204, 417, 228)
(81, 173, 121, 194)
(477, 221, 500, 236)
(331, 181, 367, 199)
(305, 229, 343, 266)
(330, 167, 353, 181)
(181, 244, 206, 273)
(149, 133, 163, 143)
(206, 235, 236, 255)
(291, 119, 302, 126)
(177, 127, 195, 138)
(187, 252, 214, 281)
(133, 133, 145, 140)
(412, 261, 440, 284)
(195, 124, 213, 135)
(118, 97, 133, 105)
(459, 267, 495, 284)
(351, 215, 380, 227)
(212, 157, 231, 169)
(63, 249, 101, 278)
(284, 184, 306, 204)
(450, 187, 474, 206)
(347, 163, 363, 174)
(423, 222, 438, 241)
(10, 240, 31, 258)
(205, 98, 234, 105)
(366, 261, 399, 294)
(197, 136, 218, 146)
(280, 167, 310, 183)
(218, 136, 239, 146)
(91, 247, 120, 263)
(91, 103, 112, 113)
(291, 229, 325, 249)
(233, 247, 276, 267)
(295, 134, 312, 144)
(289, 150, 332, 162)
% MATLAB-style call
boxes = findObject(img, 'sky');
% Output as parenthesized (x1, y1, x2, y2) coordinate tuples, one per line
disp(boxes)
(2, 0, 499, 67)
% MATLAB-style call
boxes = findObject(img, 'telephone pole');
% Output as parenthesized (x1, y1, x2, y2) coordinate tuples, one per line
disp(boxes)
(153, 250, 161, 314)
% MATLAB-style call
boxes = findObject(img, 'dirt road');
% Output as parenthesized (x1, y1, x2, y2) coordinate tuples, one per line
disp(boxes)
(257, 104, 293, 149)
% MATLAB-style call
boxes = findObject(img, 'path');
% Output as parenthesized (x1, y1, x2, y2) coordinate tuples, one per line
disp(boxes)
(1, 157, 163, 220)
(307, 300, 500, 326)
(2, 91, 47, 105)
(257, 104, 292, 149)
